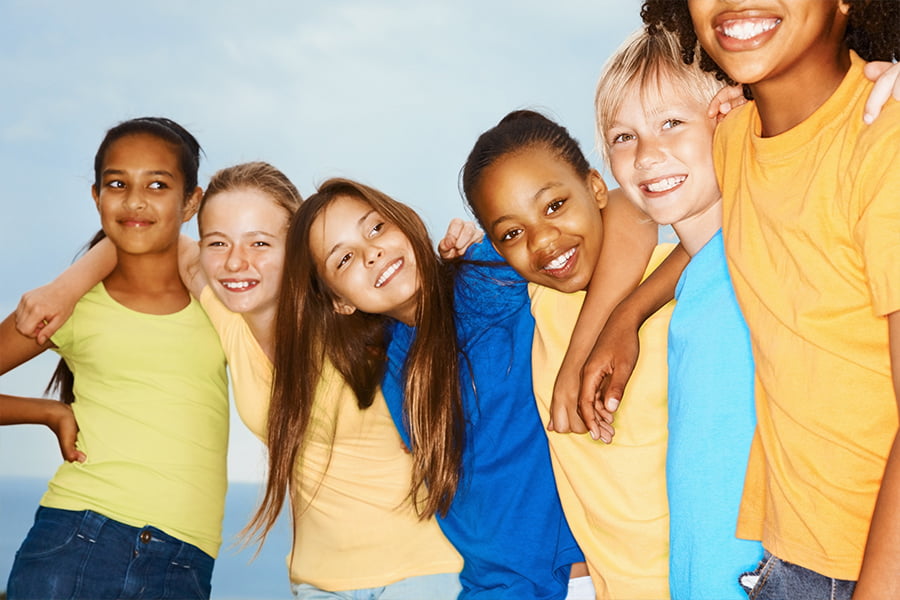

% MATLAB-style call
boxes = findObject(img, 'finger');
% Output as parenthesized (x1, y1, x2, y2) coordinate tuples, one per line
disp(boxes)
(37, 316, 64, 345)
(596, 420, 616, 444)
(578, 377, 605, 441)
(863, 62, 900, 125)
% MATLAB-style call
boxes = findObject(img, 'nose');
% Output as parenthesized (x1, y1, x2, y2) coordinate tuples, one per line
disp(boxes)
(528, 222, 560, 254)
(364, 244, 384, 266)
(634, 137, 665, 171)
(123, 187, 147, 211)
(225, 245, 248, 271)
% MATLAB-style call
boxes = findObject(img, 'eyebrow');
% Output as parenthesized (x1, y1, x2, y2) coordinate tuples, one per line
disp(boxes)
(488, 181, 562, 232)
(200, 230, 278, 241)
(101, 168, 177, 179)
(324, 208, 375, 263)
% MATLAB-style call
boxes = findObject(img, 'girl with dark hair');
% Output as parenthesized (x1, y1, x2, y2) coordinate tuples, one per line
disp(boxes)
(283, 177, 585, 599)
(15, 162, 468, 599)
(1, 117, 228, 599)
(579, 2, 900, 598)
(461, 109, 674, 599)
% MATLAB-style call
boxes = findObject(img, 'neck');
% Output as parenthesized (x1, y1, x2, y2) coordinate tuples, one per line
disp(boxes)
(104, 245, 190, 314)
(672, 199, 723, 257)
(751, 46, 851, 137)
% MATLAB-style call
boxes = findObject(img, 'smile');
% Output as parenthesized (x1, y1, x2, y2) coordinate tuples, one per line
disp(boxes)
(375, 259, 403, 288)
(720, 18, 780, 41)
(221, 280, 258, 291)
(644, 175, 686, 193)
(543, 248, 575, 271)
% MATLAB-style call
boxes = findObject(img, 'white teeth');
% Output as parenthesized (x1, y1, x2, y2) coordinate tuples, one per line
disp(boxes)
(722, 19, 779, 40)
(646, 176, 686, 193)
(376, 260, 402, 287)
(544, 248, 575, 271)
(223, 281, 254, 289)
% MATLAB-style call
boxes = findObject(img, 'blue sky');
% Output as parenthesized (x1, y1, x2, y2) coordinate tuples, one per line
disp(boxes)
(0, 0, 643, 482)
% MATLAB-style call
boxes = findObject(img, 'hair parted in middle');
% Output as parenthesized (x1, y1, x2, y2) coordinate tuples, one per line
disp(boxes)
(594, 27, 724, 165)
(199, 161, 303, 230)
(249, 177, 465, 544)
(460, 109, 591, 229)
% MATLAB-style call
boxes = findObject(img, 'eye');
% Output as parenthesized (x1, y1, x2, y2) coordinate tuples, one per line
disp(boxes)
(337, 252, 353, 268)
(546, 198, 566, 215)
(611, 132, 635, 144)
(500, 228, 522, 242)
(369, 221, 385, 237)
(148, 180, 169, 190)
(251, 241, 271, 248)
(105, 179, 125, 189)
(662, 118, 683, 130)
(205, 240, 226, 248)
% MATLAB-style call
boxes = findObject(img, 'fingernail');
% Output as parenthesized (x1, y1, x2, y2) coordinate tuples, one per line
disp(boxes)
(863, 114, 874, 124)
(607, 398, 620, 412)
(589, 430, 599, 441)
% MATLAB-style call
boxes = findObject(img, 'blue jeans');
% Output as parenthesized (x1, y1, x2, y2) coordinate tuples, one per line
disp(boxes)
(291, 572, 462, 600)
(739, 551, 856, 600)
(7, 506, 214, 600)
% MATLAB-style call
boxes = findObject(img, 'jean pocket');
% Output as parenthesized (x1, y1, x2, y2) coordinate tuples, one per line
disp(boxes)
(165, 552, 214, 599)
(14, 508, 83, 560)
(739, 551, 777, 599)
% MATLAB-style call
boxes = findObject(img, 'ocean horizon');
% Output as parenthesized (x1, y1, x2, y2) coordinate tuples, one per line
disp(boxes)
(0, 477, 292, 600)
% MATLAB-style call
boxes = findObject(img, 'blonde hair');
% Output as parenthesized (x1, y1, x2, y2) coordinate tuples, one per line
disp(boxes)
(594, 27, 724, 166)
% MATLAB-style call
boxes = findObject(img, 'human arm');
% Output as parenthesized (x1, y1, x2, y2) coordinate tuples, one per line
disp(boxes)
(438, 218, 484, 260)
(178, 233, 208, 298)
(577, 243, 689, 441)
(706, 85, 748, 123)
(853, 311, 900, 599)
(548, 188, 657, 433)
(863, 61, 900, 125)
(0, 312, 84, 462)
(16, 237, 116, 344)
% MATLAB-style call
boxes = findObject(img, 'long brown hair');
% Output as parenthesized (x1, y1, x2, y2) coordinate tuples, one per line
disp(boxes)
(247, 178, 464, 545)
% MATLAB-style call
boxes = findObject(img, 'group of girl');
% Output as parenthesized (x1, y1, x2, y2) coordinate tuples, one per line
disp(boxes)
(4, 2, 900, 599)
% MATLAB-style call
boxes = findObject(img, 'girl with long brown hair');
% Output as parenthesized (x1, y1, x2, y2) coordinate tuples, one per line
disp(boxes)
(280, 177, 584, 599)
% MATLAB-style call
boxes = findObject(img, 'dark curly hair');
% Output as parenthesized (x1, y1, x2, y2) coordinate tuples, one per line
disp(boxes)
(641, 0, 899, 84)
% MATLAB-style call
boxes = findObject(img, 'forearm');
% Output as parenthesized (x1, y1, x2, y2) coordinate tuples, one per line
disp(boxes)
(569, 189, 658, 372)
(55, 236, 116, 293)
(0, 394, 67, 427)
(854, 312, 900, 598)
(612, 243, 688, 325)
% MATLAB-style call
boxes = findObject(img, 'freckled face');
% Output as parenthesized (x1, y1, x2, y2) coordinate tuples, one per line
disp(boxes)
(606, 75, 720, 230)
(688, 0, 849, 85)
(310, 195, 420, 324)
(472, 146, 608, 293)
(199, 188, 290, 319)
(93, 133, 194, 256)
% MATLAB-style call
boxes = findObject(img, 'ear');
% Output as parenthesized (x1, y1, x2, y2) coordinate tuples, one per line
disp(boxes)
(838, 0, 850, 16)
(92, 185, 100, 212)
(182, 186, 203, 223)
(332, 297, 358, 316)
(589, 169, 609, 210)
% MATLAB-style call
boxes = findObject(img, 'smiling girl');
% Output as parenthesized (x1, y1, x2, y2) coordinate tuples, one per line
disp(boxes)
(1, 117, 228, 600)
(15, 162, 466, 599)
(461, 110, 673, 600)
(281, 178, 585, 599)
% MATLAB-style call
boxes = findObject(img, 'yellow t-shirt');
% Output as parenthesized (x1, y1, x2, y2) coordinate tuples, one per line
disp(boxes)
(47, 283, 229, 558)
(530, 244, 674, 600)
(716, 52, 900, 580)
(200, 287, 462, 590)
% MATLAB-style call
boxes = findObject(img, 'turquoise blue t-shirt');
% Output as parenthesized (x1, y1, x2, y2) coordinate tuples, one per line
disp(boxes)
(667, 230, 763, 599)
(382, 242, 583, 600)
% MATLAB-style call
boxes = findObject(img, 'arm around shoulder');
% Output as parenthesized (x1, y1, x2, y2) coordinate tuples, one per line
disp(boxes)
(16, 236, 116, 344)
